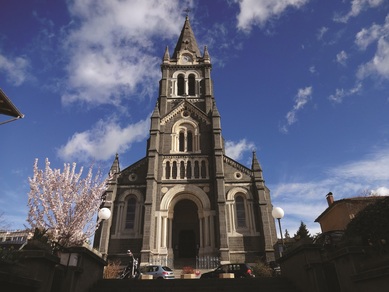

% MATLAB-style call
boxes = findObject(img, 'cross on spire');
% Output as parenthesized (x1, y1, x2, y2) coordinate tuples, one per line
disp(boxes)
(183, 8, 191, 17)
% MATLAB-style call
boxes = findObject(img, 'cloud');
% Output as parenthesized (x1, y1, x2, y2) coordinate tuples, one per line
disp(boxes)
(0, 54, 30, 86)
(355, 21, 388, 50)
(280, 86, 312, 133)
(317, 26, 329, 41)
(371, 186, 389, 196)
(270, 145, 389, 234)
(328, 83, 362, 103)
(334, 0, 384, 23)
(336, 50, 348, 66)
(57, 117, 150, 162)
(60, 0, 187, 107)
(234, 0, 309, 32)
(330, 147, 389, 181)
(358, 38, 389, 80)
(354, 15, 389, 81)
(225, 139, 255, 161)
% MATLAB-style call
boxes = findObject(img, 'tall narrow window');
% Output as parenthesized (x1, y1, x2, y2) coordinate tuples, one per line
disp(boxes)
(186, 161, 192, 178)
(165, 161, 171, 179)
(187, 131, 193, 152)
(177, 74, 185, 96)
(194, 161, 200, 178)
(235, 196, 246, 228)
(172, 161, 177, 179)
(180, 161, 185, 179)
(179, 132, 185, 151)
(125, 197, 136, 229)
(188, 74, 196, 95)
(201, 160, 207, 178)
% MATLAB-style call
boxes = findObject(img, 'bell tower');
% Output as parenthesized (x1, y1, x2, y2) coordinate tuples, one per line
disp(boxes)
(95, 16, 278, 266)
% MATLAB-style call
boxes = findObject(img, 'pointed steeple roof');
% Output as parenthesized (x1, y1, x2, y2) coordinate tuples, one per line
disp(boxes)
(251, 151, 264, 181)
(110, 153, 120, 175)
(203, 45, 210, 63)
(163, 46, 170, 63)
(152, 102, 160, 118)
(172, 16, 201, 59)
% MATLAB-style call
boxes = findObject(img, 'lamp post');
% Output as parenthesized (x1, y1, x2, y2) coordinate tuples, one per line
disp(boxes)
(98, 207, 111, 222)
(272, 207, 285, 256)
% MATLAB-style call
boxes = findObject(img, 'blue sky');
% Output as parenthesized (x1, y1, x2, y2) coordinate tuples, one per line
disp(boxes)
(1, 0, 389, 237)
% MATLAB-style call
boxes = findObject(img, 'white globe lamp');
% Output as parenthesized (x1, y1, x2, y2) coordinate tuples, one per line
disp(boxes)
(98, 207, 111, 221)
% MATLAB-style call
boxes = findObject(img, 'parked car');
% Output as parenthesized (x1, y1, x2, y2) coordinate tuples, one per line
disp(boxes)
(200, 263, 255, 278)
(140, 265, 175, 279)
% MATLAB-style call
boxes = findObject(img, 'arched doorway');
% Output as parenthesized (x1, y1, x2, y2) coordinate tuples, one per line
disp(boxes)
(172, 199, 199, 258)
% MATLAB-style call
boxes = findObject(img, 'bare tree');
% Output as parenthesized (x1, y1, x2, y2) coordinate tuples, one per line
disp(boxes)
(27, 158, 109, 247)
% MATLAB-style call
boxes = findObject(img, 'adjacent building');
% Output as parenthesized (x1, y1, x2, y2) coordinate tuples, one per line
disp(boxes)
(94, 16, 278, 265)
(315, 192, 386, 233)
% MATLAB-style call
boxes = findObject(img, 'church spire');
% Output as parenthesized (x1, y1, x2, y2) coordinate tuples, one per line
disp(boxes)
(110, 153, 120, 175)
(252, 151, 264, 181)
(172, 16, 201, 59)
(203, 45, 210, 63)
(163, 46, 170, 63)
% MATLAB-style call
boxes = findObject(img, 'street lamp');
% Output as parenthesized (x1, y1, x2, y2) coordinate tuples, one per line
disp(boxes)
(272, 207, 285, 256)
(98, 207, 111, 222)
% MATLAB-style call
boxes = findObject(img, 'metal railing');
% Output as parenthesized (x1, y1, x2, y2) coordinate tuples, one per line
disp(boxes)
(148, 256, 174, 267)
(196, 256, 220, 269)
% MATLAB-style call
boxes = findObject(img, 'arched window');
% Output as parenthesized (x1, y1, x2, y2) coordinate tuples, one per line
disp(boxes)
(179, 132, 185, 151)
(172, 161, 177, 179)
(186, 161, 192, 178)
(187, 131, 193, 151)
(194, 161, 200, 178)
(177, 74, 185, 96)
(188, 74, 196, 95)
(165, 161, 171, 179)
(235, 196, 246, 228)
(125, 197, 137, 229)
(171, 120, 199, 153)
(180, 161, 185, 179)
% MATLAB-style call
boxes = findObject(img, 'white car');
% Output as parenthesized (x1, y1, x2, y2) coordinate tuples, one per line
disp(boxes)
(141, 265, 175, 279)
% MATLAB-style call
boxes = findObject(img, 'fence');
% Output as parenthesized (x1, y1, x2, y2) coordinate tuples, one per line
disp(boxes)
(196, 256, 220, 269)
(148, 256, 174, 267)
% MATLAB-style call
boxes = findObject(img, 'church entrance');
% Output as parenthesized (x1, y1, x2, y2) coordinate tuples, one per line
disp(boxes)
(172, 199, 199, 259)
(178, 230, 196, 257)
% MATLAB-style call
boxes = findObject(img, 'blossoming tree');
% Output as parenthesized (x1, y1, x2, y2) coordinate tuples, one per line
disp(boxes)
(27, 158, 109, 247)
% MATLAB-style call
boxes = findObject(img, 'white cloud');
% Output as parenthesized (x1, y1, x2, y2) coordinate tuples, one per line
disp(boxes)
(336, 50, 348, 66)
(328, 83, 362, 103)
(355, 16, 389, 80)
(270, 145, 389, 234)
(0, 54, 29, 86)
(355, 24, 385, 50)
(317, 26, 329, 40)
(371, 186, 389, 196)
(280, 86, 312, 133)
(234, 0, 309, 32)
(57, 117, 150, 162)
(61, 0, 187, 106)
(334, 0, 384, 23)
(358, 38, 389, 80)
(330, 147, 389, 181)
(225, 139, 255, 160)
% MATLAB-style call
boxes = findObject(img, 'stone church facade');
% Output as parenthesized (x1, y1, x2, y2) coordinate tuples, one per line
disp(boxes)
(94, 17, 278, 265)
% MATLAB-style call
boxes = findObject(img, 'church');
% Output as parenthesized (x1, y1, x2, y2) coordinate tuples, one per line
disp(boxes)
(94, 16, 278, 266)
